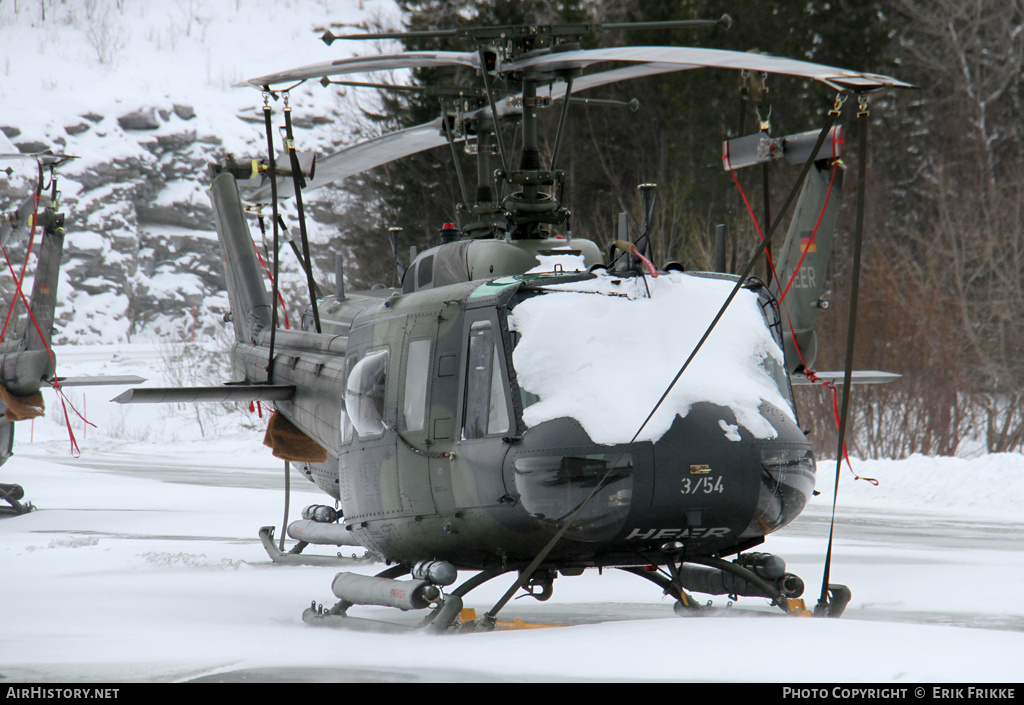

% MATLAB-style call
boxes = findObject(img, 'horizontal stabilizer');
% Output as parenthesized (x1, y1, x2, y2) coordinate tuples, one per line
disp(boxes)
(791, 371, 901, 386)
(54, 375, 148, 387)
(112, 384, 295, 404)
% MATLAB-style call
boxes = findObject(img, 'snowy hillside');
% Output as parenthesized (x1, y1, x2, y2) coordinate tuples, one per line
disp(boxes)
(1, 0, 399, 342)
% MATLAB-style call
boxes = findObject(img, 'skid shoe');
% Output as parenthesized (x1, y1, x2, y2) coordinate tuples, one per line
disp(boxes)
(259, 525, 379, 566)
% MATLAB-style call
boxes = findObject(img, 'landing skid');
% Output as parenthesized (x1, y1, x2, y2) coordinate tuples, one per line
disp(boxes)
(258, 525, 380, 566)
(296, 551, 851, 635)
(0, 483, 32, 517)
(621, 553, 851, 619)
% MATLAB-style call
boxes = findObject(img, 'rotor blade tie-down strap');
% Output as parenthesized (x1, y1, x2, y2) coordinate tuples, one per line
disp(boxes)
(255, 214, 291, 330)
(483, 106, 842, 625)
(263, 91, 281, 382)
(818, 96, 873, 614)
(283, 94, 322, 334)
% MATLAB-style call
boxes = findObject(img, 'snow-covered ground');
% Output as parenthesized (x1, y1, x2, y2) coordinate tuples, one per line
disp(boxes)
(1, 345, 1022, 683)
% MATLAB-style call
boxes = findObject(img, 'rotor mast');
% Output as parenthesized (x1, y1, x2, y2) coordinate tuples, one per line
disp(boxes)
(319, 17, 733, 242)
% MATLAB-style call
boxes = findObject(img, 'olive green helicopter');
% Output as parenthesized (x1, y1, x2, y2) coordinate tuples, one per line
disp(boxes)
(0, 152, 144, 516)
(116, 15, 908, 632)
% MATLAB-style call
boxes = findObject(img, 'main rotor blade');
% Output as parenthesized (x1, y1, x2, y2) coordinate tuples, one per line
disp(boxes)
(0, 151, 76, 167)
(246, 119, 447, 202)
(507, 46, 912, 91)
(246, 62, 683, 202)
(238, 51, 480, 89)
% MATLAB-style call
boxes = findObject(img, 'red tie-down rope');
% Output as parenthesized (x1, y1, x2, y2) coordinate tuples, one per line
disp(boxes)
(0, 245, 55, 364)
(53, 389, 96, 458)
(251, 237, 291, 330)
(0, 196, 97, 456)
(728, 144, 876, 485)
(777, 129, 843, 305)
(0, 188, 45, 349)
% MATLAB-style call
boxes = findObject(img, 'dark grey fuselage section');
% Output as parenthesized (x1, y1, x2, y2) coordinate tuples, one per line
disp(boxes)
(288, 276, 813, 571)
(209, 172, 814, 571)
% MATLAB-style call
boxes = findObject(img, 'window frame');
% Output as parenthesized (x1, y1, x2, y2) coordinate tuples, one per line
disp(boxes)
(460, 314, 513, 441)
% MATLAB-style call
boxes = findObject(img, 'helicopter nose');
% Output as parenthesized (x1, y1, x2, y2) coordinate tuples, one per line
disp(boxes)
(642, 401, 815, 549)
(507, 401, 814, 551)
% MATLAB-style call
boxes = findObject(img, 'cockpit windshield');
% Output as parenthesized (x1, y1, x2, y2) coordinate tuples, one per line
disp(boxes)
(507, 271, 795, 445)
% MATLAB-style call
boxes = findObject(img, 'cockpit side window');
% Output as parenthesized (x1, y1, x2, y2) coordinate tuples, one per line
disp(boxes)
(755, 293, 795, 408)
(463, 320, 510, 439)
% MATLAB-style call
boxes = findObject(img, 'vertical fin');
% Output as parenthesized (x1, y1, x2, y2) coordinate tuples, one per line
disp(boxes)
(23, 200, 64, 356)
(773, 161, 845, 371)
(209, 173, 272, 344)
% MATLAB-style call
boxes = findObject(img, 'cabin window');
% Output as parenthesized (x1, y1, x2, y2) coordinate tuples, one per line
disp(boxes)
(345, 349, 389, 438)
(402, 338, 431, 433)
(463, 320, 510, 439)
(418, 255, 434, 288)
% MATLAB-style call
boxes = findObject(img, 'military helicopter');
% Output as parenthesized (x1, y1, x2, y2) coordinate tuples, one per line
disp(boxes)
(0, 152, 144, 515)
(117, 16, 908, 632)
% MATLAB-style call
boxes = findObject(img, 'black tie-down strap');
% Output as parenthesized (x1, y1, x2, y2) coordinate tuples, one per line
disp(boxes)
(815, 94, 871, 618)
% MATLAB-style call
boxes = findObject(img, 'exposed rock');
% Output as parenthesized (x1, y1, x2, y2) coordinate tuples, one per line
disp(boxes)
(73, 158, 145, 191)
(137, 203, 215, 230)
(291, 115, 334, 128)
(15, 141, 48, 154)
(1, 126, 20, 138)
(117, 108, 161, 131)
(3, 101, 345, 344)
